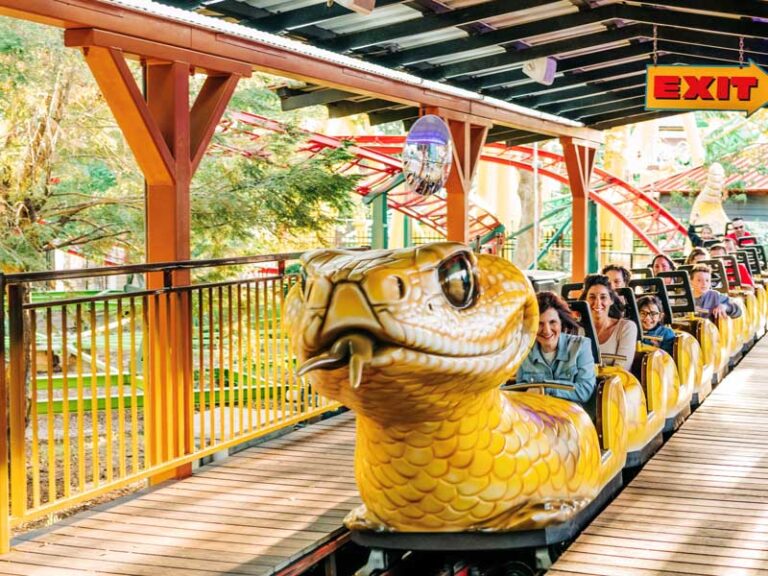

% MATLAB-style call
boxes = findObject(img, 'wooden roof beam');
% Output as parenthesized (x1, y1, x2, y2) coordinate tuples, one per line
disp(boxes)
(253, 0, 406, 33)
(456, 29, 651, 90)
(327, 98, 397, 118)
(541, 85, 646, 115)
(375, 4, 618, 68)
(322, 0, 560, 53)
(65, 28, 252, 76)
(505, 133, 552, 146)
(201, 0, 270, 22)
(585, 106, 669, 127)
(375, 3, 768, 70)
(591, 110, 679, 130)
(279, 88, 356, 111)
(0, 0, 602, 142)
(464, 34, 652, 91)
(496, 54, 709, 101)
(573, 95, 647, 122)
(429, 24, 649, 82)
(368, 107, 419, 126)
(515, 76, 647, 108)
(486, 128, 531, 144)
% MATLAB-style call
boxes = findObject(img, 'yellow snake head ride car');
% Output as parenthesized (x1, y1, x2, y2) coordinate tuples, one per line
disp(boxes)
(285, 242, 626, 532)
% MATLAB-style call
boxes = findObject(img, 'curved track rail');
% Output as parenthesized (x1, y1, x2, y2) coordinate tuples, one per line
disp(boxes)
(223, 112, 503, 242)
(221, 113, 688, 253)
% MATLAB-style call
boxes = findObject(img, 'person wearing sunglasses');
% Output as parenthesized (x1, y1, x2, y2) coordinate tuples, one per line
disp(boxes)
(725, 217, 752, 241)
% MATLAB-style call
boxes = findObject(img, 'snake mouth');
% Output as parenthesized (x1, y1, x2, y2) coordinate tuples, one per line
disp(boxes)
(297, 332, 375, 389)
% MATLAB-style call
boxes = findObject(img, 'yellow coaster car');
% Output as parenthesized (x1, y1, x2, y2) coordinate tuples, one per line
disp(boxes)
(627, 277, 701, 416)
(285, 243, 640, 552)
(659, 270, 725, 391)
(547, 297, 665, 469)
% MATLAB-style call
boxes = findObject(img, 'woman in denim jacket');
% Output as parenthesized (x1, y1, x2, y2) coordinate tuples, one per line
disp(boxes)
(516, 291, 596, 405)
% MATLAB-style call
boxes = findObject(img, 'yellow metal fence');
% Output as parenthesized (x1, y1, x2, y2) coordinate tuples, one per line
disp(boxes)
(0, 251, 340, 552)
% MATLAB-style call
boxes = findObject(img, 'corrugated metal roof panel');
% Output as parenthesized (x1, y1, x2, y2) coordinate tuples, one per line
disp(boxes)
(321, 4, 422, 34)
(441, 0, 494, 10)
(233, 0, 320, 13)
(486, 2, 578, 29)
(102, 0, 586, 128)
(523, 22, 608, 44)
(381, 26, 468, 50)
(426, 45, 505, 66)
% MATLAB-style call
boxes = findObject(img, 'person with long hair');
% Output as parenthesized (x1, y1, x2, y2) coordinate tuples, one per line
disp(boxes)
(516, 291, 596, 405)
(685, 247, 709, 266)
(580, 274, 637, 371)
(651, 254, 676, 275)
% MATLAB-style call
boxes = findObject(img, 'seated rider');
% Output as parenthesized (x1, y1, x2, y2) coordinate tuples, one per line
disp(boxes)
(637, 295, 675, 355)
(725, 217, 752, 241)
(602, 263, 631, 309)
(602, 263, 630, 291)
(651, 254, 676, 275)
(581, 274, 637, 371)
(709, 242, 754, 291)
(724, 238, 755, 290)
(687, 223, 715, 247)
(516, 291, 596, 405)
(690, 264, 743, 320)
(685, 247, 709, 266)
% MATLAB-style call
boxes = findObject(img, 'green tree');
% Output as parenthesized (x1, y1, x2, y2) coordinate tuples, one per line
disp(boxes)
(0, 18, 360, 273)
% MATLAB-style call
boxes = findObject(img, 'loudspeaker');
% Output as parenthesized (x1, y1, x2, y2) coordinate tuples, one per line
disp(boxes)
(522, 57, 557, 85)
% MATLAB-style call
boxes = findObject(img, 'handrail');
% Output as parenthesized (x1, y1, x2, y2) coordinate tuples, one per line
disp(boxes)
(0, 248, 355, 552)
(3, 250, 308, 284)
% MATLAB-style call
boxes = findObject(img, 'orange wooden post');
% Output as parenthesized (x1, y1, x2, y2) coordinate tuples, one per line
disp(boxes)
(425, 108, 490, 244)
(561, 137, 598, 280)
(66, 29, 248, 481)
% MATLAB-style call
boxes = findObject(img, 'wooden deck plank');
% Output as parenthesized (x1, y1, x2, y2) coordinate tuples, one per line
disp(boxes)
(19, 534, 280, 570)
(551, 336, 768, 575)
(7, 412, 358, 575)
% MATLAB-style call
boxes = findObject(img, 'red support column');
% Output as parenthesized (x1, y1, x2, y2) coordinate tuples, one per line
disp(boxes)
(144, 61, 193, 477)
(425, 108, 490, 244)
(68, 29, 249, 481)
(561, 137, 598, 280)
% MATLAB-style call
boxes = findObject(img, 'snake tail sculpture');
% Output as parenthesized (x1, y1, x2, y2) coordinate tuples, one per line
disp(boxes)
(285, 243, 627, 532)
(689, 162, 730, 236)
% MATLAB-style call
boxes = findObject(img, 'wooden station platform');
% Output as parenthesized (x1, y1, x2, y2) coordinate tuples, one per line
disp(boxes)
(1, 413, 359, 576)
(549, 337, 768, 576)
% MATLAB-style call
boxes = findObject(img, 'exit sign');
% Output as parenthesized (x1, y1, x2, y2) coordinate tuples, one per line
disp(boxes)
(646, 63, 768, 116)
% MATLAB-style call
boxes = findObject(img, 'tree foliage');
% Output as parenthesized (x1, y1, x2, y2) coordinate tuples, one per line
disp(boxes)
(0, 18, 360, 273)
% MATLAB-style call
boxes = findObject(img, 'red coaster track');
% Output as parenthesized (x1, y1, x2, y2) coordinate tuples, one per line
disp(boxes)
(222, 112, 688, 254)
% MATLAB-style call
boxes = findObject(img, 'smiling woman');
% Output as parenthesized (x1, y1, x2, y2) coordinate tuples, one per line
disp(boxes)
(581, 274, 637, 370)
(516, 291, 597, 405)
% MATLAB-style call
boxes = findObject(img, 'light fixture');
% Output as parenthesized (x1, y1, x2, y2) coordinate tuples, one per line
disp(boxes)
(522, 57, 557, 85)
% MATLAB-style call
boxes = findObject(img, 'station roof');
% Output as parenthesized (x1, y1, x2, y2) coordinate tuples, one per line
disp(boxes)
(156, 0, 768, 144)
(647, 143, 768, 195)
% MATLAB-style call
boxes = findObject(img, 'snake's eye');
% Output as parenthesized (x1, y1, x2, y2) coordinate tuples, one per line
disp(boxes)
(438, 252, 477, 309)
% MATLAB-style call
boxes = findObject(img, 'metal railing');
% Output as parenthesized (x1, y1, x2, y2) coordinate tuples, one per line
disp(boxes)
(0, 251, 342, 552)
